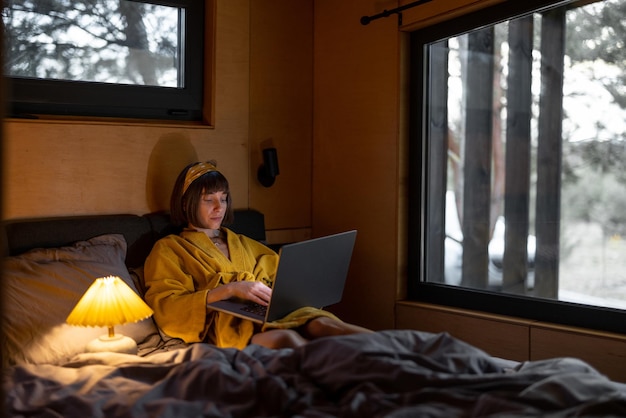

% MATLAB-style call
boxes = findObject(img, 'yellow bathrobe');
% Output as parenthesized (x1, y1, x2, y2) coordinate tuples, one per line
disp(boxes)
(143, 228, 339, 349)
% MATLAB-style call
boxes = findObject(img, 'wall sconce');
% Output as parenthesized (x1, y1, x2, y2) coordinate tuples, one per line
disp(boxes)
(258, 147, 280, 187)
(66, 275, 154, 354)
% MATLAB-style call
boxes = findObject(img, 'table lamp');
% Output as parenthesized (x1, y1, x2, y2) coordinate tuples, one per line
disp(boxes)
(66, 275, 154, 354)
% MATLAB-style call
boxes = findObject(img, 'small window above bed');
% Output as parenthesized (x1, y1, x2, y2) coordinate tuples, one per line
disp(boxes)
(3, 0, 207, 121)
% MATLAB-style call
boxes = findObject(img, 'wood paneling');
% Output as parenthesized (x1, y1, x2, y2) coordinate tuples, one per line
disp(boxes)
(396, 302, 626, 382)
(265, 228, 311, 246)
(3, 120, 248, 218)
(531, 324, 626, 383)
(249, 0, 313, 231)
(312, 0, 401, 331)
(396, 302, 532, 361)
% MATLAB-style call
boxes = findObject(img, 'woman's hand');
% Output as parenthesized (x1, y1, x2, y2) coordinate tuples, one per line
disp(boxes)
(228, 281, 272, 305)
(206, 281, 272, 306)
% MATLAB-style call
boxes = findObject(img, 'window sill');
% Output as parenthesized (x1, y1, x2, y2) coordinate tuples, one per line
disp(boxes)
(6, 115, 215, 130)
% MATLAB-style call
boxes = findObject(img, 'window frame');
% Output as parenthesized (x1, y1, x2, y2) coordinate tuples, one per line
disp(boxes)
(4, 0, 206, 122)
(408, 0, 626, 335)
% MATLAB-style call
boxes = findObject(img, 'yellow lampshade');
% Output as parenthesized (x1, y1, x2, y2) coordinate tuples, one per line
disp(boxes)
(66, 275, 154, 354)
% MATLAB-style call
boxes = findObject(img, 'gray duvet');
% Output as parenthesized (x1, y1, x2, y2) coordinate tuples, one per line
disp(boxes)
(4, 330, 626, 417)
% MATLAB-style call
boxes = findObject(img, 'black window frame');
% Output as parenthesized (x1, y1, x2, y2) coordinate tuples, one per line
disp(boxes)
(408, 0, 626, 335)
(4, 0, 205, 122)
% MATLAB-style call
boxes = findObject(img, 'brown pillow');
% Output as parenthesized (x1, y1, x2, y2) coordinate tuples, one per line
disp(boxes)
(2, 234, 158, 366)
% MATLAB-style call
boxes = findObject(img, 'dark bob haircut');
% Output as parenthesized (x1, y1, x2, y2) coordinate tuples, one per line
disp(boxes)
(170, 161, 235, 228)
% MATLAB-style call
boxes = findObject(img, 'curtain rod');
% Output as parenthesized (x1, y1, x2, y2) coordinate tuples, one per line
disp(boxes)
(360, 0, 434, 26)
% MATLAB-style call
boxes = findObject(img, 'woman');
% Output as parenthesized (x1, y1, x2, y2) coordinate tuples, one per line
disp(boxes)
(143, 161, 370, 349)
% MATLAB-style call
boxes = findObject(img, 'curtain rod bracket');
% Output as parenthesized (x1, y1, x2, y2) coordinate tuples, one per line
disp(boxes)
(360, 0, 433, 26)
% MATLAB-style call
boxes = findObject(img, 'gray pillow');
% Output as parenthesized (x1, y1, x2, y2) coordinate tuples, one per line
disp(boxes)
(2, 234, 158, 366)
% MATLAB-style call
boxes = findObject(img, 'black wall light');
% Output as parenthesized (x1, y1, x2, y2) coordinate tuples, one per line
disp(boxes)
(258, 147, 280, 187)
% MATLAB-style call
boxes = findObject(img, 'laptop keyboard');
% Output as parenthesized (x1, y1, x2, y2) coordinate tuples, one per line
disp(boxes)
(241, 303, 267, 316)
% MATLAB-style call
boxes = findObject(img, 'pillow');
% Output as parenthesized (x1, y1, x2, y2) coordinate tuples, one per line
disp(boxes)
(2, 234, 158, 366)
(129, 265, 147, 297)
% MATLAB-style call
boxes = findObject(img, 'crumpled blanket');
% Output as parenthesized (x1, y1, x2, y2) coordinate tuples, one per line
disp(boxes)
(4, 330, 626, 417)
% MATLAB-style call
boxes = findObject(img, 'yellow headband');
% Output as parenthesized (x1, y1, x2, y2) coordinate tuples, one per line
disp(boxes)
(183, 162, 218, 195)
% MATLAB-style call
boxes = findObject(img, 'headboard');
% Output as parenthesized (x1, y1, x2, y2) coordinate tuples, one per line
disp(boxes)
(2, 209, 267, 268)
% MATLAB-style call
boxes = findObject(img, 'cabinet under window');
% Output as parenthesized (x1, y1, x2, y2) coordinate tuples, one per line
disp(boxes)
(409, 0, 626, 334)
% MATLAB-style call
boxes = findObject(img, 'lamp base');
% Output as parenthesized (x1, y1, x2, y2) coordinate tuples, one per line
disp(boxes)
(86, 334, 138, 355)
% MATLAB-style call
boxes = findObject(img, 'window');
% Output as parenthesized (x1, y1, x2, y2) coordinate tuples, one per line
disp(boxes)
(409, 0, 626, 333)
(3, 0, 205, 121)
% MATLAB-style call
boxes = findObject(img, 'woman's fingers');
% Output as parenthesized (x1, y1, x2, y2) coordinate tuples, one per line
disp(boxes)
(233, 281, 272, 305)
(251, 282, 272, 305)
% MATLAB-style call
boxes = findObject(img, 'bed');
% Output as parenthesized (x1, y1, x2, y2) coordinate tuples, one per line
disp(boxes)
(2, 211, 626, 417)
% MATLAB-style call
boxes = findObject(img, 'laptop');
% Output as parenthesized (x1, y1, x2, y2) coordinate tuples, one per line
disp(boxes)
(207, 230, 357, 324)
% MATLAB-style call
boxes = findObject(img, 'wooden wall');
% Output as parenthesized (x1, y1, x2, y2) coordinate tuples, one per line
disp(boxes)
(249, 1, 314, 244)
(397, 302, 626, 382)
(311, 0, 403, 330)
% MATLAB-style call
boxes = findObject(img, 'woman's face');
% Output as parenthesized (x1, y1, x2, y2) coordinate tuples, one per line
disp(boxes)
(195, 190, 228, 230)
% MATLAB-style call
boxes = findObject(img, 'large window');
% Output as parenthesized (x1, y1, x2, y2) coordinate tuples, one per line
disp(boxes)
(409, 0, 626, 333)
(3, 0, 205, 121)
